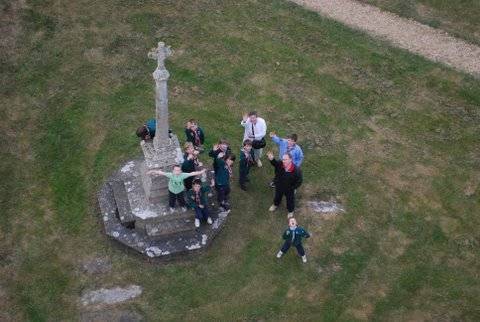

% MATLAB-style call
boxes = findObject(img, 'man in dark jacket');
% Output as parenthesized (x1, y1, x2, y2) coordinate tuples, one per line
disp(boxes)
(267, 151, 302, 217)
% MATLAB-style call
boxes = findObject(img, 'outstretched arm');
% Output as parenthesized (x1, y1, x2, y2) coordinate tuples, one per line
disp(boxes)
(185, 168, 207, 178)
(147, 169, 166, 176)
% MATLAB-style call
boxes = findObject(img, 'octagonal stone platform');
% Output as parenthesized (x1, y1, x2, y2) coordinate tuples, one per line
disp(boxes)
(98, 137, 229, 258)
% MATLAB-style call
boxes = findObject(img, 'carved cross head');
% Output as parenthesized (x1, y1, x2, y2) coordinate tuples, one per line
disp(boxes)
(148, 42, 172, 70)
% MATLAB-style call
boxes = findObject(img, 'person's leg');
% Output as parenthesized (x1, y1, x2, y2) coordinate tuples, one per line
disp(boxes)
(216, 186, 226, 207)
(194, 207, 203, 220)
(223, 185, 231, 209)
(286, 190, 295, 213)
(274, 188, 283, 207)
(295, 244, 305, 256)
(239, 166, 247, 190)
(177, 191, 186, 207)
(281, 240, 292, 253)
(168, 191, 176, 208)
(201, 207, 209, 220)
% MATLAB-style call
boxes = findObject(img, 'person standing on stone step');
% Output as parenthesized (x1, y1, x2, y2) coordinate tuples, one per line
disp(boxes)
(182, 142, 203, 191)
(185, 119, 205, 152)
(267, 151, 302, 218)
(136, 119, 172, 141)
(241, 111, 267, 167)
(212, 152, 236, 212)
(187, 178, 213, 228)
(147, 166, 206, 213)
(208, 139, 232, 174)
(268, 132, 304, 188)
(276, 217, 310, 263)
(239, 139, 255, 191)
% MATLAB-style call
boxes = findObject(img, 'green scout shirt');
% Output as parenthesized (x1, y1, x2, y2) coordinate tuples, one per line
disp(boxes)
(164, 172, 191, 194)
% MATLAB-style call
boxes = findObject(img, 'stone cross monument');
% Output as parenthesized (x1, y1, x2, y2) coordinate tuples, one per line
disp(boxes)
(148, 42, 172, 149)
(141, 42, 183, 203)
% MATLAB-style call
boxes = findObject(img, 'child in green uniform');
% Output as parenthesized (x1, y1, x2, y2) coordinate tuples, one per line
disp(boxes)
(147, 165, 206, 213)
(277, 217, 310, 263)
(186, 179, 213, 228)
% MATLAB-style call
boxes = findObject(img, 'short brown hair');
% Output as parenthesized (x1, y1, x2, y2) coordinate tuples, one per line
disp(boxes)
(287, 134, 298, 142)
(243, 139, 253, 147)
(248, 111, 257, 117)
(136, 125, 148, 139)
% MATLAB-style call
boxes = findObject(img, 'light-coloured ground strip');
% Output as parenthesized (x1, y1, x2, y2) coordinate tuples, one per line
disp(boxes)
(290, 0, 480, 77)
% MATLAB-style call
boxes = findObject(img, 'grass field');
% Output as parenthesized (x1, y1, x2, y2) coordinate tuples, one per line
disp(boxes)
(1, 0, 480, 320)
(357, 0, 480, 45)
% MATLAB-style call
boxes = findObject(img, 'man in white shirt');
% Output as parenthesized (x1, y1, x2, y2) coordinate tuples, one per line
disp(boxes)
(241, 111, 267, 167)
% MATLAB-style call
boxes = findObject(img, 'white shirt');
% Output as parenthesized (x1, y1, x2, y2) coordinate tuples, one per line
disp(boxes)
(240, 117, 267, 142)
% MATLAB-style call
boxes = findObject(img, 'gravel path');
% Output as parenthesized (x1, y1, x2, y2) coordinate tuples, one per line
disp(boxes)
(290, 0, 480, 77)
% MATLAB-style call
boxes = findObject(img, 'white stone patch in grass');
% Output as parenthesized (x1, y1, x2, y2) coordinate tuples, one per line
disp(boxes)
(145, 247, 170, 257)
(212, 219, 220, 229)
(201, 234, 208, 245)
(81, 285, 142, 306)
(186, 243, 201, 250)
(121, 161, 135, 173)
(112, 231, 120, 238)
(308, 201, 345, 214)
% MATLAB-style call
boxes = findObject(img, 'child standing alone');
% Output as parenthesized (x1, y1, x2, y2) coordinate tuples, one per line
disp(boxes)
(147, 166, 206, 213)
(277, 217, 310, 263)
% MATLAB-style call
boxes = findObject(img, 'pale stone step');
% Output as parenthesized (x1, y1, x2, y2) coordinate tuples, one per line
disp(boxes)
(110, 180, 135, 226)
(145, 216, 196, 238)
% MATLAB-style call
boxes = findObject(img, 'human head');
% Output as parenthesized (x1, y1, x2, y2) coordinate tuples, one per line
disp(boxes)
(136, 125, 150, 140)
(189, 119, 198, 130)
(282, 153, 293, 167)
(248, 111, 258, 124)
(184, 142, 195, 154)
(243, 139, 253, 152)
(192, 178, 202, 192)
(219, 138, 229, 151)
(172, 164, 182, 175)
(288, 217, 297, 228)
(286, 134, 298, 148)
(225, 153, 236, 166)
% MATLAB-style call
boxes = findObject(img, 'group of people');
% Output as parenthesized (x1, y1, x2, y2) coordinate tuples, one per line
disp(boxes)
(137, 112, 311, 263)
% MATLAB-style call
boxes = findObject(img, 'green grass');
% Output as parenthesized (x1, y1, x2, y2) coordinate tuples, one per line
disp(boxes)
(357, 0, 480, 45)
(1, 0, 480, 320)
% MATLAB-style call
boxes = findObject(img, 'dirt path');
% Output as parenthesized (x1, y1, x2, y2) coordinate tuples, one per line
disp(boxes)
(290, 0, 480, 77)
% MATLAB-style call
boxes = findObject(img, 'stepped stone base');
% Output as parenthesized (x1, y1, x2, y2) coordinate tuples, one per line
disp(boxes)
(98, 151, 229, 258)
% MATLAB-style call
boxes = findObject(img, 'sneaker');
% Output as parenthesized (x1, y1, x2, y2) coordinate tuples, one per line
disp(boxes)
(287, 212, 294, 218)
(194, 218, 200, 228)
(269, 205, 277, 212)
(276, 251, 283, 258)
(169, 207, 175, 214)
(269, 181, 275, 188)
(302, 255, 307, 263)
(207, 217, 213, 224)
(257, 160, 262, 167)
(181, 207, 187, 213)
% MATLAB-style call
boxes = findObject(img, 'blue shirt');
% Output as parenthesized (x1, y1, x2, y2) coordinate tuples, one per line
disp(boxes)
(146, 119, 156, 138)
(271, 135, 304, 167)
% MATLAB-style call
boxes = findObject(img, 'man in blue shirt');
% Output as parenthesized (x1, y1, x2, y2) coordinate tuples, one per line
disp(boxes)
(269, 132, 304, 188)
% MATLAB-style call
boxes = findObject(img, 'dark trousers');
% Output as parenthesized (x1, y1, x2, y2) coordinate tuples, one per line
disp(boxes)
(274, 188, 295, 212)
(169, 191, 186, 208)
(281, 240, 305, 256)
(184, 177, 194, 191)
(239, 165, 251, 185)
(215, 185, 231, 209)
(194, 206, 209, 220)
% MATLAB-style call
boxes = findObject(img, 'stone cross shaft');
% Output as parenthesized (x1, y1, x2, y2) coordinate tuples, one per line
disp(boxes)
(148, 42, 172, 149)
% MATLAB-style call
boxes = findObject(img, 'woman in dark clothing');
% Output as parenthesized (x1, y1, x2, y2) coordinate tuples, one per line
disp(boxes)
(267, 151, 302, 217)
